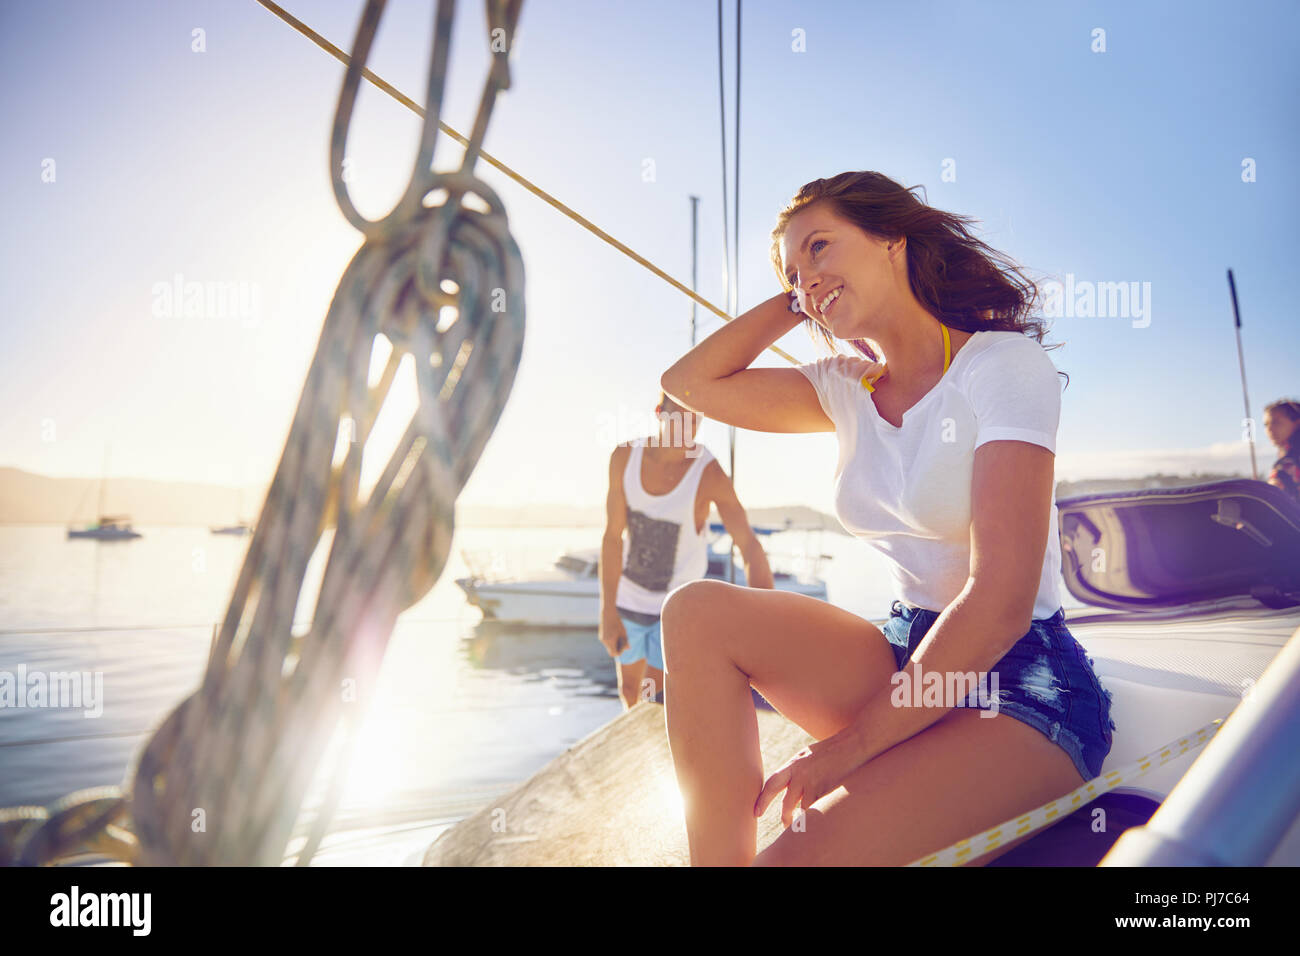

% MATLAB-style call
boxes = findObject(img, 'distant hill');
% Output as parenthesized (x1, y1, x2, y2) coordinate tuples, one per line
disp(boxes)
(0, 466, 261, 527)
(745, 505, 850, 535)
(0, 466, 845, 532)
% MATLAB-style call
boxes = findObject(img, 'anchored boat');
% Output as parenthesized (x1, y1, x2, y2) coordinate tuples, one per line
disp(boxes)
(210, 484, 254, 535)
(66, 445, 143, 541)
(210, 522, 253, 536)
(66, 514, 143, 540)
(455, 522, 830, 627)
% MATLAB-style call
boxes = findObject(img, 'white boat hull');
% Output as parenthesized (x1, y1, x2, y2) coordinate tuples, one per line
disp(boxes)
(456, 573, 828, 628)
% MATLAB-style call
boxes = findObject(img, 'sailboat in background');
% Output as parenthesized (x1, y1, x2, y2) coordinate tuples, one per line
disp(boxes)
(66, 444, 142, 540)
(210, 521, 252, 536)
(210, 484, 254, 536)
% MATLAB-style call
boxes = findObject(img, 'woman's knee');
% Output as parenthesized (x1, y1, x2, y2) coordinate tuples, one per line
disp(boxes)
(661, 579, 730, 666)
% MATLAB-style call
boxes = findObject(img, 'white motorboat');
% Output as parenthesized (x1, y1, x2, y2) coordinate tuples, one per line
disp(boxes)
(455, 522, 830, 627)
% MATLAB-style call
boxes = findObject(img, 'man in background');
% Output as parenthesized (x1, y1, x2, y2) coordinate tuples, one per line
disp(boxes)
(599, 391, 774, 709)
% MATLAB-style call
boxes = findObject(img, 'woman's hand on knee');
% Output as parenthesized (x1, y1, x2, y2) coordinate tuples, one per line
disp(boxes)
(754, 732, 866, 828)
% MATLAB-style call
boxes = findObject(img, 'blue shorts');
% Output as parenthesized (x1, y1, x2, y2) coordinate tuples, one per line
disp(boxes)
(617, 614, 664, 670)
(882, 600, 1116, 782)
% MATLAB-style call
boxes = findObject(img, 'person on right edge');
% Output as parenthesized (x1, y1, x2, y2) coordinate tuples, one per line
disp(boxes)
(1263, 399, 1300, 504)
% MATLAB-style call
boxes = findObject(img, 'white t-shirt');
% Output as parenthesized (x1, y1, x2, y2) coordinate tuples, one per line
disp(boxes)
(796, 330, 1064, 620)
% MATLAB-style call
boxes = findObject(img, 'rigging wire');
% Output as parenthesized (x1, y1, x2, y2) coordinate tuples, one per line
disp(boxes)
(717, 0, 744, 582)
(716, 0, 731, 320)
(731, 1, 742, 578)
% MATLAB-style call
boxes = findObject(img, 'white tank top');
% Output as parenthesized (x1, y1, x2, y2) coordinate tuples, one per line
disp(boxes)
(615, 438, 716, 618)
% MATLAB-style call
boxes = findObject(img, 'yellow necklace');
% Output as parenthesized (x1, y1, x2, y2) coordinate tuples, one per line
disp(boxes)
(861, 323, 951, 393)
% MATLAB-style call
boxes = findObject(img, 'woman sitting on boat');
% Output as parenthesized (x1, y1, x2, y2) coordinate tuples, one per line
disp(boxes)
(1263, 399, 1300, 504)
(598, 391, 774, 710)
(659, 170, 1116, 866)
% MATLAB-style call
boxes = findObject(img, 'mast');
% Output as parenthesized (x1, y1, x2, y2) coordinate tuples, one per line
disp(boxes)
(1227, 269, 1259, 480)
(98, 443, 109, 519)
(689, 195, 699, 347)
(727, 0, 742, 583)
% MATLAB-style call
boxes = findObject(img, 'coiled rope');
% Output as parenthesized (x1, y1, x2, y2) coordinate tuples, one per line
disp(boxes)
(0, 0, 525, 866)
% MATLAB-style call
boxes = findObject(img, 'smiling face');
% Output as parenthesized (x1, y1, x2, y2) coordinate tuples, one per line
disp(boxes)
(780, 202, 904, 341)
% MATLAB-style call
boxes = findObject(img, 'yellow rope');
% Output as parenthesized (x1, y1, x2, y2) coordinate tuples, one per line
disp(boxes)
(253, 0, 798, 366)
(907, 717, 1226, 867)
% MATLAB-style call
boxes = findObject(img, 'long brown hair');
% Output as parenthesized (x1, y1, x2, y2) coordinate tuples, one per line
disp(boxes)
(769, 171, 1065, 382)
(1266, 399, 1300, 423)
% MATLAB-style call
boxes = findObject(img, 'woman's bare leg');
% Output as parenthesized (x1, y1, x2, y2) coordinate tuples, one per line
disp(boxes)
(661, 579, 899, 865)
(751, 708, 1085, 866)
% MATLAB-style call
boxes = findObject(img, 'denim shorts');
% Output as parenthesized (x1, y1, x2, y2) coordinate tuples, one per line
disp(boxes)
(617, 614, 664, 670)
(882, 600, 1117, 782)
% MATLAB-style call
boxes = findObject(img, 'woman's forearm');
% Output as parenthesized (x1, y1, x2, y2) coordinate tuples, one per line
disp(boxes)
(842, 586, 1029, 767)
(662, 291, 805, 394)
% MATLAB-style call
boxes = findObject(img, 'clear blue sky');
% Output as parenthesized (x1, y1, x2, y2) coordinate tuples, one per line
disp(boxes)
(2, 0, 1297, 516)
